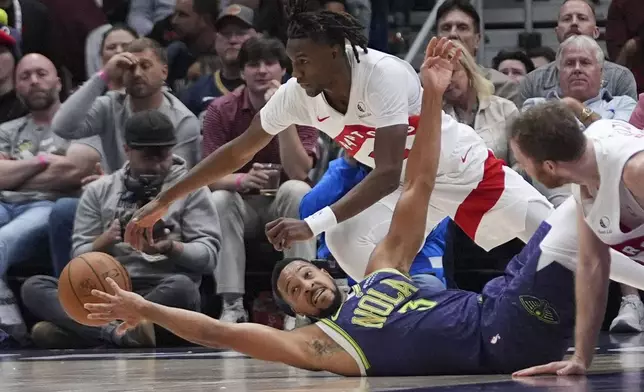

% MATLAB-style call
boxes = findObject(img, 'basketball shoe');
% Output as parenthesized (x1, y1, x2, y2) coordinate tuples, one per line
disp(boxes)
(610, 295, 644, 333)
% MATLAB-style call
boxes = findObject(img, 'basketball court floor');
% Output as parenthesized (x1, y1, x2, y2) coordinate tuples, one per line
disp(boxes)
(1, 333, 644, 391)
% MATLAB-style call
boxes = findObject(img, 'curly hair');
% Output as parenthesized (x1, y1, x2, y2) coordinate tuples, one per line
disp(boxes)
(285, 0, 368, 62)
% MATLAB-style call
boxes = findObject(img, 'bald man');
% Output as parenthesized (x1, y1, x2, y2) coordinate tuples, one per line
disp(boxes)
(0, 53, 98, 346)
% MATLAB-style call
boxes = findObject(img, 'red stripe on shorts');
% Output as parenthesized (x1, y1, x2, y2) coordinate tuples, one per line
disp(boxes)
(453, 150, 506, 240)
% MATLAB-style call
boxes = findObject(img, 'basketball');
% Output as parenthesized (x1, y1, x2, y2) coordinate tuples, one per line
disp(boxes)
(58, 252, 132, 327)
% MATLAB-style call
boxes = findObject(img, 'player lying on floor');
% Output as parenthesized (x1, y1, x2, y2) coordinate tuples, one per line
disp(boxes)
(83, 38, 582, 376)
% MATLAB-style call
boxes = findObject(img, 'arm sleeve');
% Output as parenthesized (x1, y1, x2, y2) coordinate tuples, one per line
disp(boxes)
(51, 74, 109, 139)
(202, 99, 231, 158)
(172, 187, 222, 274)
(71, 183, 105, 257)
(172, 115, 201, 169)
(365, 58, 411, 128)
(259, 78, 312, 135)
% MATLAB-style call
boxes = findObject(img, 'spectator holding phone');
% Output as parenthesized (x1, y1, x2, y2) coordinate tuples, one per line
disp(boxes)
(20, 110, 222, 349)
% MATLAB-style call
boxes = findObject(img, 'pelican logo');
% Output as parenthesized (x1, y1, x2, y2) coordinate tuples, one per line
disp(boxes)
(519, 295, 560, 324)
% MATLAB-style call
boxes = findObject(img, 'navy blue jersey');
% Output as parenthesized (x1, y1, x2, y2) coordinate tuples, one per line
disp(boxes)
(316, 268, 482, 376)
(179, 71, 244, 115)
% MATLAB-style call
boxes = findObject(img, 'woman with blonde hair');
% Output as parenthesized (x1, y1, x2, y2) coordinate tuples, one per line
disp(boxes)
(443, 40, 519, 167)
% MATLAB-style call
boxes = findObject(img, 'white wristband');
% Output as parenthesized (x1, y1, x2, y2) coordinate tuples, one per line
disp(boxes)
(304, 206, 338, 237)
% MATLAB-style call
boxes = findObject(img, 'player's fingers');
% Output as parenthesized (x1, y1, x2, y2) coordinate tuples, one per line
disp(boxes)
(146, 226, 154, 246)
(433, 36, 447, 57)
(512, 362, 558, 377)
(265, 219, 284, 236)
(87, 313, 116, 321)
(425, 36, 437, 59)
(90, 289, 117, 302)
(106, 277, 124, 292)
(84, 303, 113, 312)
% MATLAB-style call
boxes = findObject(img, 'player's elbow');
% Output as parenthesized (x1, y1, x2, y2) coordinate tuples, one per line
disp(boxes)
(378, 165, 402, 194)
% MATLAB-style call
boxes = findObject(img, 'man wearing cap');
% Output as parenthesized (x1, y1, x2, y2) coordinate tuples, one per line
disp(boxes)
(21, 109, 221, 349)
(0, 17, 26, 122)
(180, 4, 256, 115)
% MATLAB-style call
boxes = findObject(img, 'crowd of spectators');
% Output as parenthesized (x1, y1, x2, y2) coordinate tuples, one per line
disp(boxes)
(1, 0, 644, 349)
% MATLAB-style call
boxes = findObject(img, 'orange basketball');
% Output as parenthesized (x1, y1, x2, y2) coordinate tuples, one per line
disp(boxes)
(58, 252, 132, 327)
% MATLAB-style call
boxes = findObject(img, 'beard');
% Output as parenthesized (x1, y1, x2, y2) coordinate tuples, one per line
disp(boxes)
(23, 87, 57, 111)
(313, 282, 344, 320)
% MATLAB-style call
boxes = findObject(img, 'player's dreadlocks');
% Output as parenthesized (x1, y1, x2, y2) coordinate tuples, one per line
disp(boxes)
(285, 0, 368, 62)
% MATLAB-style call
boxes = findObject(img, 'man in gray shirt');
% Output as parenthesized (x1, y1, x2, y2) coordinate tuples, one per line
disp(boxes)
(51, 37, 200, 173)
(21, 110, 221, 349)
(519, 0, 637, 104)
(0, 54, 98, 345)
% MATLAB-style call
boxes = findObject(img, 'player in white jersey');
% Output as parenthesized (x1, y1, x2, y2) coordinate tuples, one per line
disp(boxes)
(123, 3, 551, 282)
(507, 101, 644, 376)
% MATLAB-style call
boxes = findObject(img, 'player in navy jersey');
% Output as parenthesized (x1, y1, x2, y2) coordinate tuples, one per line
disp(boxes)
(86, 38, 578, 376)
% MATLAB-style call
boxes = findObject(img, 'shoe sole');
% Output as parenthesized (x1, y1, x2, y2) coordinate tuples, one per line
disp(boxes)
(609, 319, 643, 333)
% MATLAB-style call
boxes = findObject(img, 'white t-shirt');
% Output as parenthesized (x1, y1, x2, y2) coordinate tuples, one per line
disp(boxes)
(259, 46, 422, 169)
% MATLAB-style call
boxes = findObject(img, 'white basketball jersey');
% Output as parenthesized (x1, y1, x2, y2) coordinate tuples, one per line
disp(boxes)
(259, 46, 486, 180)
(573, 119, 644, 262)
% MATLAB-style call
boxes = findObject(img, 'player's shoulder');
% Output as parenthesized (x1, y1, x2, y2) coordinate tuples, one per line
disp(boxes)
(360, 268, 411, 287)
(623, 150, 644, 190)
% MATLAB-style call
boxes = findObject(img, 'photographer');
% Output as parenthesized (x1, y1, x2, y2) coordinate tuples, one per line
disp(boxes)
(20, 110, 222, 349)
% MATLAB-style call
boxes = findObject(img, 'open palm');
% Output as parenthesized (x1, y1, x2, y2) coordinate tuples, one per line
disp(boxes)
(420, 37, 462, 96)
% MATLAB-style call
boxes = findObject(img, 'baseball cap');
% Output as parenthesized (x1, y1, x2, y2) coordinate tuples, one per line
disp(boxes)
(215, 4, 254, 30)
(124, 110, 178, 148)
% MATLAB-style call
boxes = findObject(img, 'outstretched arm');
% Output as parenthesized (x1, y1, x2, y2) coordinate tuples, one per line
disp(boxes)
(365, 37, 460, 275)
(85, 278, 355, 375)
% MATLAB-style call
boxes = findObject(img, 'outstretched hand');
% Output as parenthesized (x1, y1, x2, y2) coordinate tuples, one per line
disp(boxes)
(420, 37, 462, 96)
(84, 277, 149, 335)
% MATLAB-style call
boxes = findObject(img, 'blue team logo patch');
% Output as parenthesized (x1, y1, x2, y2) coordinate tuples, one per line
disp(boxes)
(519, 295, 560, 325)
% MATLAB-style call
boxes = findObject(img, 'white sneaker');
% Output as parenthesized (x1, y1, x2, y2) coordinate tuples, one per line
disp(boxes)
(283, 315, 311, 331)
(283, 315, 296, 331)
(610, 295, 644, 333)
(219, 308, 249, 323)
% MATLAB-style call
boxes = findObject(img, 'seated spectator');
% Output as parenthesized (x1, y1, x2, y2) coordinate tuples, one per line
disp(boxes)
(47, 38, 200, 275)
(181, 4, 256, 115)
(436, 0, 520, 106)
(166, 0, 220, 93)
(520, 0, 637, 103)
(492, 50, 535, 85)
(606, 0, 644, 94)
(526, 46, 557, 69)
(51, 37, 200, 173)
(443, 41, 519, 168)
(127, 0, 176, 37)
(300, 154, 449, 289)
(523, 36, 637, 124)
(203, 36, 318, 323)
(97, 25, 139, 92)
(0, 54, 98, 345)
(21, 110, 221, 349)
(0, 21, 26, 123)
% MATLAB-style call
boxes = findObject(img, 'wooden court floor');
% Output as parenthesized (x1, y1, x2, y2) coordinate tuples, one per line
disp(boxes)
(2, 333, 644, 391)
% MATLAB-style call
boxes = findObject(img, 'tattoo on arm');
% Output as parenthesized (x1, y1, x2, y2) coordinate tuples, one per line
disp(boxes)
(308, 338, 343, 358)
